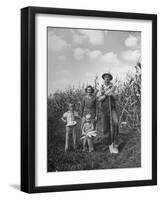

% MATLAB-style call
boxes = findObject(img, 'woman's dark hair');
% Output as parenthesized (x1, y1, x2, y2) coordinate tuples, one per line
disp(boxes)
(85, 85, 94, 93)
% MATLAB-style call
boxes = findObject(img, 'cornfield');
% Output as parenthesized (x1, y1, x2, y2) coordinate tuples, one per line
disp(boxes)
(116, 62, 141, 131)
(48, 62, 141, 140)
(47, 62, 141, 171)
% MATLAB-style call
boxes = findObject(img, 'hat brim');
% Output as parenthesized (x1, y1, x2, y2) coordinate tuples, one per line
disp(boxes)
(85, 85, 94, 93)
(102, 73, 113, 80)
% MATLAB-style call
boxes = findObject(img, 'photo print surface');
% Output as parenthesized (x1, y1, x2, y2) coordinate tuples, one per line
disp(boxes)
(47, 27, 141, 172)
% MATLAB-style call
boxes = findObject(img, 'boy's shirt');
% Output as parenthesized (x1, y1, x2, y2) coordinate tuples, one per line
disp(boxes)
(62, 111, 79, 126)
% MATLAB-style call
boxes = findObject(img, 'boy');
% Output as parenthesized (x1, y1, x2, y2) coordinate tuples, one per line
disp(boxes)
(61, 103, 81, 152)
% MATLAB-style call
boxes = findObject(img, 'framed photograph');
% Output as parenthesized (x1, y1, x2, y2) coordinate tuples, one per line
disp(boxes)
(21, 6, 157, 193)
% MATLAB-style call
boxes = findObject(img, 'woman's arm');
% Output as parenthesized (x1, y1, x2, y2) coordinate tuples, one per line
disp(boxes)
(80, 98, 85, 117)
(94, 97, 97, 117)
(82, 124, 86, 135)
(74, 111, 81, 119)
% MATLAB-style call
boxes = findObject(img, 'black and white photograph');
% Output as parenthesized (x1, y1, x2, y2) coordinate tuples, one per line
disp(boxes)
(20, 6, 157, 193)
(47, 27, 141, 172)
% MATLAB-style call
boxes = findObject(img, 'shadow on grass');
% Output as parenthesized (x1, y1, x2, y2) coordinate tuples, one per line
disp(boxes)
(118, 141, 126, 152)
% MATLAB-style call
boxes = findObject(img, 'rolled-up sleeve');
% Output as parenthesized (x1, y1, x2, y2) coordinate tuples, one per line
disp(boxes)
(97, 89, 106, 102)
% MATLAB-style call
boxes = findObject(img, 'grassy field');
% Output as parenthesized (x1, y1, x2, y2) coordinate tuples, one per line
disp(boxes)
(47, 128, 141, 172)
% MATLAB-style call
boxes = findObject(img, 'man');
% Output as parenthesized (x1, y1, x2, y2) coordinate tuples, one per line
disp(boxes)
(97, 73, 119, 154)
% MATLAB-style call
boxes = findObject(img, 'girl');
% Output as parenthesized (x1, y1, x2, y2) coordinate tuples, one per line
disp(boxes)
(81, 114, 97, 152)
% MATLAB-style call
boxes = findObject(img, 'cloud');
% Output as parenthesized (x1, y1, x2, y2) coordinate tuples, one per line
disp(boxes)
(121, 50, 141, 62)
(88, 51, 134, 78)
(77, 29, 104, 45)
(73, 32, 87, 44)
(73, 48, 86, 60)
(86, 50, 120, 66)
(75, 48, 124, 68)
(101, 52, 120, 66)
(87, 50, 102, 60)
(124, 35, 139, 48)
(48, 32, 69, 51)
(72, 46, 138, 83)
(87, 50, 122, 67)
(73, 47, 136, 72)
(86, 50, 130, 79)
(71, 29, 107, 46)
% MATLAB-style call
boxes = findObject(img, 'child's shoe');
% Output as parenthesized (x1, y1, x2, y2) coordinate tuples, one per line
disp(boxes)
(109, 143, 119, 154)
(112, 146, 119, 154)
(89, 148, 94, 152)
(109, 143, 114, 154)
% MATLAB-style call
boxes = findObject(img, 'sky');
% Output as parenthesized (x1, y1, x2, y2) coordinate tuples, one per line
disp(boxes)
(47, 27, 141, 94)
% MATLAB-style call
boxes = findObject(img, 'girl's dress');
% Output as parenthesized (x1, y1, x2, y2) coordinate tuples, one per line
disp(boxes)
(81, 122, 97, 152)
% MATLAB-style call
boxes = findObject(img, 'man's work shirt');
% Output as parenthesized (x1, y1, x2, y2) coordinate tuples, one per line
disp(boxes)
(97, 82, 116, 110)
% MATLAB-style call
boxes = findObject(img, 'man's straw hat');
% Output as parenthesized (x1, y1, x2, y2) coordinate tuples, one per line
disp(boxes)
(102, 73, 113, 80)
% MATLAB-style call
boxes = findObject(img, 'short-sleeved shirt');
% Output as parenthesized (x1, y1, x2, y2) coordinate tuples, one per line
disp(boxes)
(62, 111, 79, 126)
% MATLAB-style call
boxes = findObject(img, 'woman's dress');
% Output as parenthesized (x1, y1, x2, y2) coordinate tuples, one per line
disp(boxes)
(81, 95, 96, 125)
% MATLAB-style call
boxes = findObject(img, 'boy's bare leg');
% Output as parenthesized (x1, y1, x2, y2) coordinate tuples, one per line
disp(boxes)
(72, 126, 77, 150)
(65, 126, 70, 151)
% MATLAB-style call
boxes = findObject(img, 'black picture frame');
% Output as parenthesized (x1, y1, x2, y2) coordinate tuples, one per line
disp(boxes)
(21, 6, 157, 193)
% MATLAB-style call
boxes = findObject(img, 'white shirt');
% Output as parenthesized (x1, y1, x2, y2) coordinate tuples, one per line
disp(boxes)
(62, 111, 79, 126)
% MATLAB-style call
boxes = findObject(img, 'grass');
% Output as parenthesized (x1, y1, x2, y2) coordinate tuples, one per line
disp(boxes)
(47, 128, 141, 172)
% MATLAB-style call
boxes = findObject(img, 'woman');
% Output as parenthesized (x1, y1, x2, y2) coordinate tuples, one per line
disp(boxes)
(97, 73, 119, 154)
(81, 85, 97, 128)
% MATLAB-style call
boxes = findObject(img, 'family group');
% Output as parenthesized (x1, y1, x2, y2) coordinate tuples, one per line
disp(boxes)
(61, 73, 119, 154)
